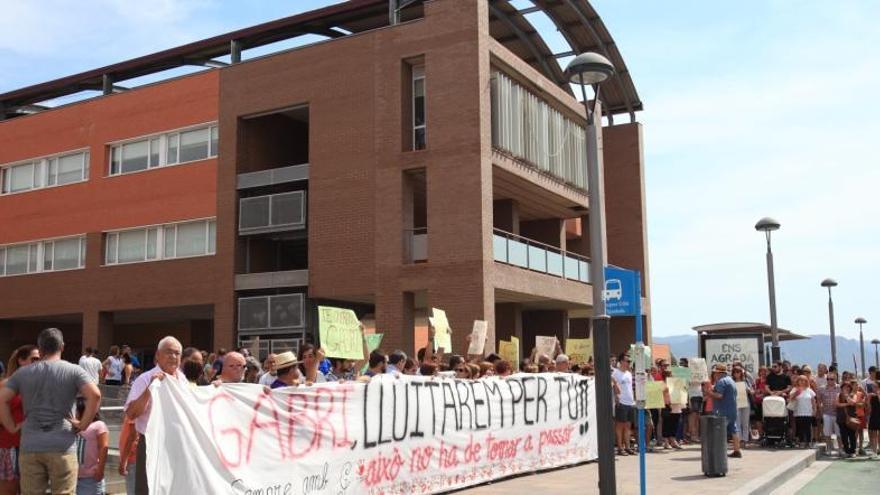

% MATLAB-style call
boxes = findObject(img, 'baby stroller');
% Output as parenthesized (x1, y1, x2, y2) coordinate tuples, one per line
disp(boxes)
(761, 395, 788, 447)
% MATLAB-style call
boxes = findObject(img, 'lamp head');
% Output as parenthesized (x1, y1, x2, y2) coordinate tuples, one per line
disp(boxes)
(871, 339, 880, 345)
(565, 52, 615, 85)
(821, 278, 838, 288)
(855, 317, 867, 325)
(754, 217, 781, 232)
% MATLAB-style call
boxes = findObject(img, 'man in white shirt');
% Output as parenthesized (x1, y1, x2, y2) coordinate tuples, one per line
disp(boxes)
(124, 336, 186, 495)
(612, 353, 636, 455)
(78, 347, 103, 384)
(258, 353, 278, 386)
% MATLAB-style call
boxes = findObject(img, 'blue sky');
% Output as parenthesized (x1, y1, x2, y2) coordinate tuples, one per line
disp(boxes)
(1, 1, 877, 339)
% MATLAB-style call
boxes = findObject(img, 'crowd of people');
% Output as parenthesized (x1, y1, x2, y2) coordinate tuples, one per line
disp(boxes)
(0, 326, 589, 494)
(609, 354, 880, 461)
(0, 325, 877, 494)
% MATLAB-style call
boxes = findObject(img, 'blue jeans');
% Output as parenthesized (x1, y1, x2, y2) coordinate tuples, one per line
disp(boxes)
(126, 462, 137, 494)
(76, 477, 105, 495)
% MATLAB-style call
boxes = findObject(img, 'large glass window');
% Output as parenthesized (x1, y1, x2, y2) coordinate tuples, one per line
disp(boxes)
(105, 218, 216, 265)
(109, 124, 217, 176)
(1, 150, 88, 195)
(0, 235, 86, 277)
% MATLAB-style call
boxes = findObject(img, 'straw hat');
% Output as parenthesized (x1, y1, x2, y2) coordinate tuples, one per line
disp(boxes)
(712, 363, 728, 374)
(274, 351, 300, 370)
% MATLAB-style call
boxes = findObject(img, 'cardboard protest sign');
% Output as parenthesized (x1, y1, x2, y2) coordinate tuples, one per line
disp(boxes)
(689, 358, 709, 383)
(148, 373, 598, 495)
(735, 382, 749, 409)
(566, 338, 593, 364)
(318, 306, 364, 360)
(361, 333, 384, 373)
(629, 344, 652, 369)
(671, 366, 691, 381)
(645, 381, 665, 409)
(468, 320, 488, 355)
(651, 344, 671, 364)
(498, 337, 520, 370)
(429, 308, 452, 352)
(535, 336, 557, 357)
(666, 377, 688, 405)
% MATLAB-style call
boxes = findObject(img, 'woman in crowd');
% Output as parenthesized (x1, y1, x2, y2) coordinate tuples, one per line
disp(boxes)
(866, 369, 880, 456)
(852, 380, 869, 455)
(402, 358, 419, 375)
(661, 368, 682, 450)
(837, 382, 858, 457)
(121, 352, 134, 385)
(751, 366, 769, 437)
(0, 345, 39, 495)
(730, 366, 753, 447)
(790, 375, 818, 448)
(75, 397, 108, 495)
(478, 362, 495, 378)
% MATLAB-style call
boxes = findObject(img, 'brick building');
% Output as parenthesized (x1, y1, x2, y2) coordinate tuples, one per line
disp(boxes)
(0, 0, 649, 364)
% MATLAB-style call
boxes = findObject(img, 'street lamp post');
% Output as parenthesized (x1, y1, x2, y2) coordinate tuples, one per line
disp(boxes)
(871, 338, 880, 370)
(566, 52, 616, 495)
(821, 278, 839, 369)
(755, 217, 781, 362)
(855, 317, 867, 377)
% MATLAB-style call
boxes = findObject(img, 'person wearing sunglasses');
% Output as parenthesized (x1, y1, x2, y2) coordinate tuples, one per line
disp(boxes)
(0, 345, 39, 495)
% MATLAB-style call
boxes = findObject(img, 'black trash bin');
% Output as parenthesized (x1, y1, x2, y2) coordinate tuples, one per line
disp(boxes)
(701, 414, 728, 477)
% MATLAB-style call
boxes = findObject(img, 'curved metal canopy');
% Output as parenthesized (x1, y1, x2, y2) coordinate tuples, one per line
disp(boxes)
(0, 0, 642, 121)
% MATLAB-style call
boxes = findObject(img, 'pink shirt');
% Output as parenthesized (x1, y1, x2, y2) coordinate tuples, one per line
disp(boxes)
(77, 420, 108, 478)
(124, 366, 187, 435)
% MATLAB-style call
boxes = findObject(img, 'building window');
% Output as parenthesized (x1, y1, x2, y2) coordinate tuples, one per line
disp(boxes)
(109, 123, 217, 176)
(490, 71, 587, 189)
(1, 150, 89, 195)
(104, 218, 216, 265)
(412, 65, 426, 150)
(0, 235, 86, 277)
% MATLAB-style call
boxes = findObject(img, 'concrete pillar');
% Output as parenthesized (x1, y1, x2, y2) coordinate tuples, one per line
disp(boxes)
(603, 122, 652, 343)
(375, 291, 416, 356)
(520, 218, 564, 248)
(492, 199, 520, 234)
(522, 310, 568, 355)
(494, 303, 522, 343)
(83, 311, 114, 356)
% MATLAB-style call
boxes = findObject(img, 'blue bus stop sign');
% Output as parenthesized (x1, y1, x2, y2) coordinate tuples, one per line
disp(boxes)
(604, 265, 640, 316)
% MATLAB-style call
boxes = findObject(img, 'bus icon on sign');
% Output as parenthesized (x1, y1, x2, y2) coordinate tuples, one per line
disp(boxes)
(604, 279, 622, 302)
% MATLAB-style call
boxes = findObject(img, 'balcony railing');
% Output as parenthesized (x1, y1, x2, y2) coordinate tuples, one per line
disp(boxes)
(493, 228, 590, 283)
(239, 190, 306, 235)
(404, 227, 428, 263)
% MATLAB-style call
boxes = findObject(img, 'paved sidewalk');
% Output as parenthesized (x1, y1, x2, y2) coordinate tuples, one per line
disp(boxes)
(461, 444, 818, 495)
(796, 456, 880, 494)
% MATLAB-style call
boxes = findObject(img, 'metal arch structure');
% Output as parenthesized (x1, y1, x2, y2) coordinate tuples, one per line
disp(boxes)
(488, 2, 561, 86)
(0, 0, 641, 122)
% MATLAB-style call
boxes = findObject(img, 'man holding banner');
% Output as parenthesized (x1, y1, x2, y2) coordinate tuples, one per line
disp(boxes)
(124, 336, 187, 495)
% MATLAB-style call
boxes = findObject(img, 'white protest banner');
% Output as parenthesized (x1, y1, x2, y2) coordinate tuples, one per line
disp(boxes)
(468, 320, 488, 356)
(147, 373, 597, 495)
(704, 337, 760, 375)
(534, 336, 557, 357)
(689, 358, 709, 383)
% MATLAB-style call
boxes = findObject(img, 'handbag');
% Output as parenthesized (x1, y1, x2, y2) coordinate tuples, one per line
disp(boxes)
(846, 415, 861, 431)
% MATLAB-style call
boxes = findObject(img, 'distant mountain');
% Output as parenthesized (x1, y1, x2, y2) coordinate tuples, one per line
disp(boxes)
(653, 334, 875, 371)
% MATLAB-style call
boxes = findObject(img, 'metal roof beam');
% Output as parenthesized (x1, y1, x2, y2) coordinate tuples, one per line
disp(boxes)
(560, 0, 636, 121)
(489, 2, 560, 86)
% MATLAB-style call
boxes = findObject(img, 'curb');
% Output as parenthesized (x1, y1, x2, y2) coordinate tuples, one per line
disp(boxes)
(730, 447, 822, 495)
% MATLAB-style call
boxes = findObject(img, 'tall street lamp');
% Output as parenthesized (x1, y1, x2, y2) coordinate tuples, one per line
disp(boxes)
(566, 51, 616, 495)
(855, 317, 867, 377)
(755, 217, 781, 362)
(871, 338, 880, 370)
(821, 278, 838, 369)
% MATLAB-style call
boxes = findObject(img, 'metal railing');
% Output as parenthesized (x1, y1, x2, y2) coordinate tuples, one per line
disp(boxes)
(493, 228, 590, 283)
